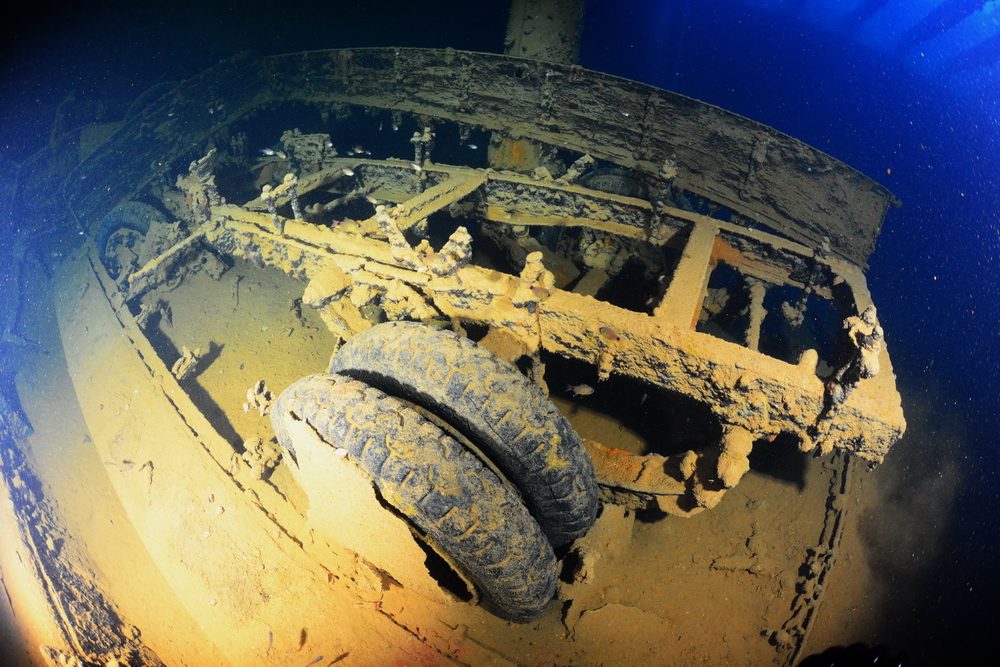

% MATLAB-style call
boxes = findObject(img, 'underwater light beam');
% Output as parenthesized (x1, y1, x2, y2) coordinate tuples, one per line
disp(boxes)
(893, 0, 991, 53)
(942, 29, 1000, 71)
(839, 0, 891, 34)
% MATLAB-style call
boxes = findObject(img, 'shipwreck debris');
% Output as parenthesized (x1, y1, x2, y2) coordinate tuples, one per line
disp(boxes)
(179, 149, 224, 224)
(825, 305, 883, 409)
(280, 128, 339, 173)
(171, 346, 203, 381)
(135, 299, 171, 330)
(243, 380, 275, 417)
(241, 437, 281, 481)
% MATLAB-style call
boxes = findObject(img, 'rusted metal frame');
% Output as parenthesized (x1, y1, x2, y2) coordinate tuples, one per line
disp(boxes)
(352, 166, 436, 207)
(664, 208, 831, 292)
(210, 208, 394, 268)
(460, 163, 834, 295)
(141, 163, 863, 436)
(535, 293, 899, 460)
(653, 216, 844, 361)
(124, 226, 210, 302)
(357, 162, 860, 372)
(542, 289, 823, 428)
(472, 170, 834, 331)
(654, 222, 720, 330)
(707, 230, 831, 355)
(245, 161, 487, 230)
(202, 221, 899, 479)
(22, 47, 893, 286)
(380, 172, 487, 231)
(480, 175, 654, 240)
(305, 161, 661, 243)
(712, 232, 822, 296)
(254, 157, 831, 301)
(316, 190, 367, 215)
(245, 158, 366, 210)
(205, 198, 900, 462)
(201, 215, 711, 505)
(241, 157, 658, 253)
(580, 439, 687, 498)
(816, 260, 905, 433)
(356, 162, 442, 205)
(259, 47, 894, 267)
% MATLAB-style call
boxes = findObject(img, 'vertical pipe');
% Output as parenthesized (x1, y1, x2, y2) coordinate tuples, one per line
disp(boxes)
(744, 277, 768, 352)
(504, 0, 584, 65)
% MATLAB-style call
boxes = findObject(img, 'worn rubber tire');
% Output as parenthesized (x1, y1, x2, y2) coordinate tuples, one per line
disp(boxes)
(93, 201, 163, 278)
(271, 373, 558, 623)
(328, 321, 599, 547)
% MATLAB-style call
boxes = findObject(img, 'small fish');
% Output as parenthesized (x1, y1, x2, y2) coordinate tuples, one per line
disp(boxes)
(621, 111, 630, 117)
(340, 168, 355, 176)
(392, 122, 400, 131)
(334, 220, 362, 231)
(352, 145, 365, 154)
(467, 143, 478, 150)
(409, 162, 422, 172)
(364, 194, 379, 205)
(325, 139, 334, 148)
(421, 253, 448, 265)
(261, 148, 276, 156)
(566, 383, 595, 396)
(529, 285, 551, 300)
(379, 121, 383, 131)
(599, 326, 620, 341)
(304, 657, 324, 667)
(275, 151, 288, 160)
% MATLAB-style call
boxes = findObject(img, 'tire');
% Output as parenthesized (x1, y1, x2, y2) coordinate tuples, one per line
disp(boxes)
(328, 321, 599, 548)
(93, 202, 163, 278)
(271, 373, 558, 623)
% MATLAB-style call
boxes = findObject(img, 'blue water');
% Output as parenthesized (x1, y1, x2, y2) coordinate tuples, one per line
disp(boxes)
(2, 0, 998, 662)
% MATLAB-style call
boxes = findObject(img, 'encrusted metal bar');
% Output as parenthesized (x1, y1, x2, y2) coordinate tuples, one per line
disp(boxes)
(384, 173, 486, 231)
(654, 222, 719, 329)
